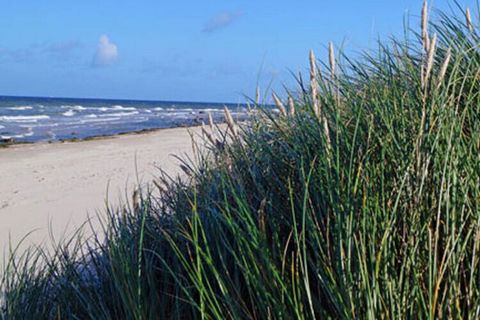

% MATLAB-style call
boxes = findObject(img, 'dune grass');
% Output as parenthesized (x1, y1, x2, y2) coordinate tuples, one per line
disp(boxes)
(2, 2, 480, 319)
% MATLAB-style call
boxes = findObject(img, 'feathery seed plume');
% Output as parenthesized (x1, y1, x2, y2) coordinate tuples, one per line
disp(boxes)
(421, 1, 430, 52)
(437, 48, 451, 88)
(329, 42, 336, 79)
(255, 86, 261, 104)
(424, 33, 437, 85)
(224, 106, 238, 136)
(466, 7, 473, 32)
(287, 96, 295, 116)
(309, 50, 320, 117)
(208, 112, 214, 131)
(309, 50, 332, 153)
(272, 92, 287, 116)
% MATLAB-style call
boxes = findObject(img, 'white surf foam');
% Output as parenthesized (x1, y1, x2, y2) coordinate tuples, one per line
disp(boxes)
(112, 105, 136, 110)
(80, 117, 121, 124)
(1, 131, 34, 139)
(61, 105, 86, 111)
(0, 115, 50, 122)
(199, 108, 221, 112)
(62, 110, 76, 117)
(99, 105, 137, 112)
(7, 106, 33, 111)
(20, 123, 58, 128)
(99, 111, 139, 117)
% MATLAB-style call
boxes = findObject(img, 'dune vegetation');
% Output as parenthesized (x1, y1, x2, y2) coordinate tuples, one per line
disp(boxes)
(2, 2, 480, 319)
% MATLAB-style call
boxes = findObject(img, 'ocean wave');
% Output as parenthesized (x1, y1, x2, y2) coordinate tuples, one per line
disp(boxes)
(154, 107, 164, 111)
(167, 112, 197, 117)
(0, 125, 4, 129)
(99, 111, 139, 117)
(113, 105, 136, 110)
(199, 108, 223, 113)
(62, 110, 76, 117)
(61, 105, 86, 111)
(0, 115, 50, 122)
(7, 106, 33, 111)
(164, 108, 195, 113)
(80, 117, 121, 124)
(84, 114, 98, 118)
(20, 123, 58, 128)
(1, 131, 34, 139)
(99, 105, 137, 112)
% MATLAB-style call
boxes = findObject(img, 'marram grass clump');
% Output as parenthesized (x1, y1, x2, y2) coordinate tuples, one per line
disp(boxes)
(2, 3, 480, 319)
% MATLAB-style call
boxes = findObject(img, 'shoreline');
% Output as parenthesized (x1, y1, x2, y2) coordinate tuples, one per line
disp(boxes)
(0, 124, 204, 148)
(0, 125, 204, 259)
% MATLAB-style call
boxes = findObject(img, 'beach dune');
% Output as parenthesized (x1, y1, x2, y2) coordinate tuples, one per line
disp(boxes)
(0, 127, 200, 259)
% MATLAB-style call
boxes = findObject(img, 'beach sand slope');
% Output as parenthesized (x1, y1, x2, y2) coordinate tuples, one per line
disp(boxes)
(0, 126, 200, 259)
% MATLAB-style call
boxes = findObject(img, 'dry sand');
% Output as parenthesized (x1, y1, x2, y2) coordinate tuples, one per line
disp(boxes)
(0, 126, 202, 259)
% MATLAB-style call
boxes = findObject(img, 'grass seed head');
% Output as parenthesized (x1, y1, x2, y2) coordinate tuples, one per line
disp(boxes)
(424, 32, 437, 85)
(288, 95, 295, 116)
(208, 112, 214, 131)
(309, 50, 320, 117)
(466, 7, 473, 32)
(422, 1, 430, 52)
(437, 48, 451, 88)
(329, 42, 336, 79)
(224, 106, 238, 136)
(309, 49, 317, 79)
(272, 92, 287, 116)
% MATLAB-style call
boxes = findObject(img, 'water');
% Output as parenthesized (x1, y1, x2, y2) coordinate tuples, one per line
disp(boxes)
(0, 96, 248, 143)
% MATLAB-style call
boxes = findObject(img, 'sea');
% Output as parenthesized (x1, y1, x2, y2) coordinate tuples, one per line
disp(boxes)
(0, 96, 248, 143)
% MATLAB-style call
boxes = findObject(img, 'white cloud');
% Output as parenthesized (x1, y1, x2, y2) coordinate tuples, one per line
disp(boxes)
(203, 11, 243, 33)
(92, 35, 118, 67)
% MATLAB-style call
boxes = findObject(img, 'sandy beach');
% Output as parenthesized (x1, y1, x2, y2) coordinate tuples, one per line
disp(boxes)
(0, 126, 201, 259)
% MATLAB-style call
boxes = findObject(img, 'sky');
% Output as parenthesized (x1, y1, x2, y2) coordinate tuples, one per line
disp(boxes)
(0, 0, 477, 103)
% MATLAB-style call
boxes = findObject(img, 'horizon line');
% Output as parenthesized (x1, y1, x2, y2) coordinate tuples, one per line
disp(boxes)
(0, 94, 248, 107)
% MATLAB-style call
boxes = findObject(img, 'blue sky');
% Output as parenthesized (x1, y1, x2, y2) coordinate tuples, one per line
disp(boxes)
(0, 0, 476, 103)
